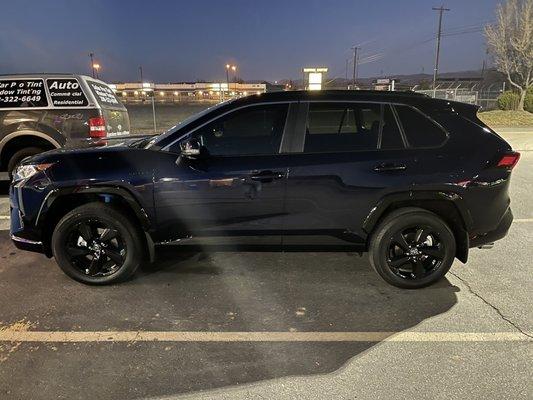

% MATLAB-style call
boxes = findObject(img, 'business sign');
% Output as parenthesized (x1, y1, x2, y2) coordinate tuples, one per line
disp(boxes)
(0, 79, 48, 108)
(303, 67, 328, 91)
(47, 78, 88, 107)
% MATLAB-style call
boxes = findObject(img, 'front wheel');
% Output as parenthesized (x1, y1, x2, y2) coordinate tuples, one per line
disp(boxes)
(369, 208, 456, 289)
(52, 203, 144, 285)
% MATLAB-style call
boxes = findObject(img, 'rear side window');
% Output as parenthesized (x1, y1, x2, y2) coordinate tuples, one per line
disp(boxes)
(395, 105, 447, 148)
(0, 79, 48, 108)
(304, 103, 404, 153)
(47, 78, 88, 107)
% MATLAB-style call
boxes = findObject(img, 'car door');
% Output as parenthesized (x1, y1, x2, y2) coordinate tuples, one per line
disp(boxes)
(153, 102, 293, 247)
(283, 101, 415, 249)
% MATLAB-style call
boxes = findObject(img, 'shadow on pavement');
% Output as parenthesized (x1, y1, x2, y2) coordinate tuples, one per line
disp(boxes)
(0, 233, 459, 399)
(0, 180, 9, 196)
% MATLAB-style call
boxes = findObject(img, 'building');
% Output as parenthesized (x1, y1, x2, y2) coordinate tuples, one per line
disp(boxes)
(109, 81, 267, 103)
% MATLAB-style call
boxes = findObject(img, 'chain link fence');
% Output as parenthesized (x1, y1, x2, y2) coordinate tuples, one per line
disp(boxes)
(416, 88, 503, 110)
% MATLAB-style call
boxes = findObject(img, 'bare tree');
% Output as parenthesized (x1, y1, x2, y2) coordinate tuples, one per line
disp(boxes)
(485, 0, 533, 111)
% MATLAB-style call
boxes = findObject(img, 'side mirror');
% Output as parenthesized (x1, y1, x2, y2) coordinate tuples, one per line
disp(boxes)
(180, 138, 202, 158)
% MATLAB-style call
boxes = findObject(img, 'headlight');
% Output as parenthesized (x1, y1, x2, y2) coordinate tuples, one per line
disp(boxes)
(12, 163, 54, 182)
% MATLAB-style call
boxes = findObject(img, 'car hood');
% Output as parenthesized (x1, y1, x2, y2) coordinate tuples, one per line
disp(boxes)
(65, 133, 154, 150)
(20, 135, 156, 167)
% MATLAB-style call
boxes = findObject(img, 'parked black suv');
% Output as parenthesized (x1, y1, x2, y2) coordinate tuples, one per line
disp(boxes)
(9, 90, 519, 288)
(0, 74, 130, 176)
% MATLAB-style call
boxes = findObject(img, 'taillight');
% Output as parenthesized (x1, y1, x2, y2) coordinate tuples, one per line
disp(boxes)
(497, 151, 520, 170)
(89, 116, 107, 138)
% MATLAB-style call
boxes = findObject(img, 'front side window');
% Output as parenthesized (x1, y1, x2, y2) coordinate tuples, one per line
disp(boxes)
(184, 104, 288, 156)
(395, 105, 447, 148)
(304, 102, 403, 153)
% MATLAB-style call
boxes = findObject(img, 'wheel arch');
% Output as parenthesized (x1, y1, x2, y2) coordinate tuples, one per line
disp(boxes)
(0, 130, 61, 170)
(38, 186, 153, 259)
(363, 191, 471, 263)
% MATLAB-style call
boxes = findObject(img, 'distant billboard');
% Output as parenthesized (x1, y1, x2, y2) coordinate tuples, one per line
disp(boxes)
(303, 67, 328, 91)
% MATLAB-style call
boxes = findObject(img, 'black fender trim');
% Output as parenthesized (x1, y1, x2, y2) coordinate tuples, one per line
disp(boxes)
(363, 190, 472, 263)
(363, 190, 472, 233)
(36, 185, 152, 232)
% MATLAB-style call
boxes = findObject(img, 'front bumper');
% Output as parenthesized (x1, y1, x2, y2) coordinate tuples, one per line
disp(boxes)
(11, 233, 44, 253)
(9, 182, 47, 254)
(469, 207, 513, 248)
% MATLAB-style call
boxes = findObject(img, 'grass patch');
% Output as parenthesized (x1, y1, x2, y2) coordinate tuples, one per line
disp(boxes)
(478, 110, 533, 127)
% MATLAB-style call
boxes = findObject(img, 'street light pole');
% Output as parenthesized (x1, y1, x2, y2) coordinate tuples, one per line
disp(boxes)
(93, 64, 100, 79)
(232, 65, 237, 94)
(225, 64, 230, 99)
(89, 53, 95, 78)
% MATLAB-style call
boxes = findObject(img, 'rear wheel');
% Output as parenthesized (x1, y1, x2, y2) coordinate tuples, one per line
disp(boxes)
(52, 203, 144, 285)
(369, 208, 456, 289)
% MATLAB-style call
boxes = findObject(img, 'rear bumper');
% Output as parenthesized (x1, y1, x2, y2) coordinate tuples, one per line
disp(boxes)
(469, 207, 513, 248)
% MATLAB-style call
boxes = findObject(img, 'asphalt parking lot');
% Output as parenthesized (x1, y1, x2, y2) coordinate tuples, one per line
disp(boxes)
(0, 133, 531, 400)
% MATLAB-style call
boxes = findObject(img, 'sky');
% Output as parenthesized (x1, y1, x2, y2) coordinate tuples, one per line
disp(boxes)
(0, 0, 501, 83)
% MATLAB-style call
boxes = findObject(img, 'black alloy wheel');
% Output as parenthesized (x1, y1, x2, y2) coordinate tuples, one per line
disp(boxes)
(369, 208, 456, 289)
(52, 203, 143, 284)
(64, 220, 126, 277)
(386, 226, 445, 280)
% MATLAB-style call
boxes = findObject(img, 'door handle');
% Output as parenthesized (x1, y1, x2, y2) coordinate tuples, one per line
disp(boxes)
(250, 170, 285, 182)
(373, 163, 407, 172)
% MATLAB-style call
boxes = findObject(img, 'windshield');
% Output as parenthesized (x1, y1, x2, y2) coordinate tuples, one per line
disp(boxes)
(145, 99, 235, 148)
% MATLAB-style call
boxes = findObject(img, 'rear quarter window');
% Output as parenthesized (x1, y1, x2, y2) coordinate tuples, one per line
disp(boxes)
(0, 79, 48, 108)
(395, 105, 447, 148)
(87, 81, 123, 108)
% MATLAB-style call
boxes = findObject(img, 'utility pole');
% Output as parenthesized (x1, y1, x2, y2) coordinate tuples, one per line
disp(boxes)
(89, 53, 95, 78)
(351, 46, 359, 90)
(432, 5, 450, 97)
(345, 59, 349, 83)
(139, 66, 143, 83)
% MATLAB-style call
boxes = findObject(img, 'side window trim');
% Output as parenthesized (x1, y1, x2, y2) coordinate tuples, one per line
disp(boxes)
(163, 101, 294, 155)
(392, 104, 450, 149)
(279, 102, 301, 154)
(376, 104, 385, 149)
(288, 101, 308, 153)
(390, 103, 409, 148)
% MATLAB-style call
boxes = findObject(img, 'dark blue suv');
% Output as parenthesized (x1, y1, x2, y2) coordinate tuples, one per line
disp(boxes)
(9, 90, 519, 288)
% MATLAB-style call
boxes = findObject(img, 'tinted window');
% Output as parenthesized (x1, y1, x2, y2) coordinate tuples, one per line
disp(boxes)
(304, 103, 403, 153)
(87, 81, 122, 108)
(47, 78, 88, 107)
(0, 79, 48, 108)
(187, 104, 288, 156)
(395, 105, 447, 148)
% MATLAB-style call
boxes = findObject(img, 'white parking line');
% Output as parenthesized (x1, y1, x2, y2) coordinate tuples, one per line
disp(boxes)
(513, 218, 533, 223)
(0, 330, 529, 343)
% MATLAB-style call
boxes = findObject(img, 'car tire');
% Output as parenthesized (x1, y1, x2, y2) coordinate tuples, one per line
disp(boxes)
(369, 208, 456, 289)
(52, 202, 144, 285)
(7, 147, 45, 177)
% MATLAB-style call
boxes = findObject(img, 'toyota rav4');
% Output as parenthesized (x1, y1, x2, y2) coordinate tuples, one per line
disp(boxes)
(9, 90, 519, 288)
